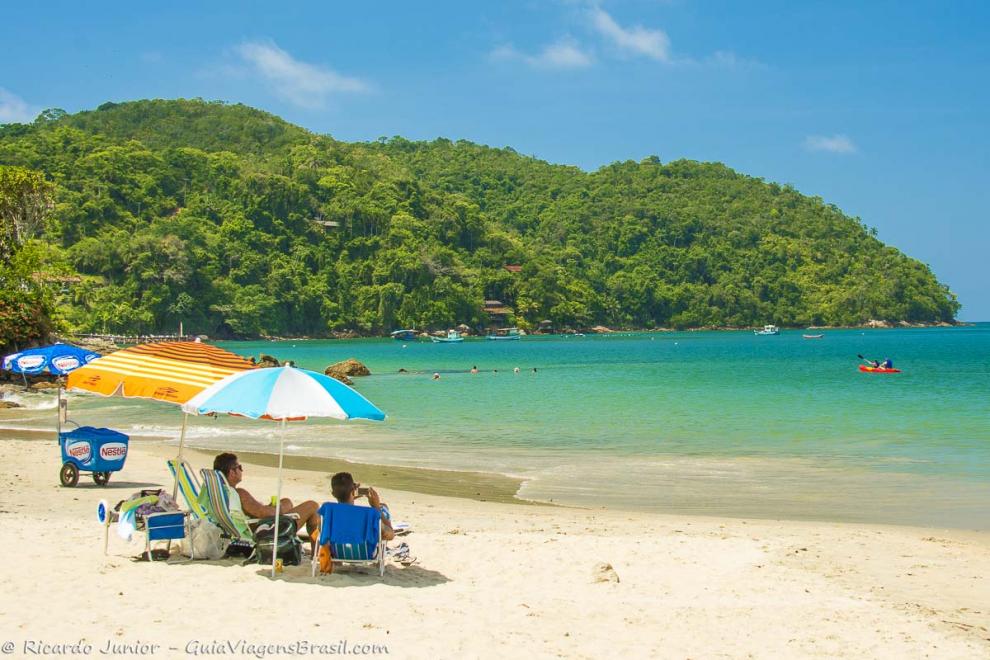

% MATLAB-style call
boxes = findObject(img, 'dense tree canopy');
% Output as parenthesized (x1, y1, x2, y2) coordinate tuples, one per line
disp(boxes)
(0, 166, 57, 351)
(0, 99, 958, 338)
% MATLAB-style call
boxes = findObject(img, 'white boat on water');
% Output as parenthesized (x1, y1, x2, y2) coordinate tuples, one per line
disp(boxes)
(754, 324, 780, 336)
(486, 327, 522, 341)
(431, 330, 464, 343)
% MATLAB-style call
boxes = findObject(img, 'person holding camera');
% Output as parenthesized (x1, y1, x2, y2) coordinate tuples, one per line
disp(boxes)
(330, 472, 395, 541)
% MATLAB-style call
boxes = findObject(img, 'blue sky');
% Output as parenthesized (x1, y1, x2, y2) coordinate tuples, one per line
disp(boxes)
(2, 1, 987, 318)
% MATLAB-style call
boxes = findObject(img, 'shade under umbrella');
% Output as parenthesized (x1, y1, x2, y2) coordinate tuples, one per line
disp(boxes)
(181, 365, 386, 577)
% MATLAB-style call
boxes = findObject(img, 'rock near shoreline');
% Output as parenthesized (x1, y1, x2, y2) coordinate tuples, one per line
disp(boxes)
(324, 358, 371, 385)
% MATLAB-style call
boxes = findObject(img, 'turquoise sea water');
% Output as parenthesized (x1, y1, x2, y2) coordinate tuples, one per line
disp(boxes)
(3, 325, 988, 528)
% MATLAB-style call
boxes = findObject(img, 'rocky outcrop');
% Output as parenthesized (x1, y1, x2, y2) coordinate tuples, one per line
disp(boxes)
(30, 381, 60, 391)
(864, 319, 893, 329)
(324, 358, 371, 385)
(0, 400, 22, 408)
(256, 354, 280, 368)
(324, 372, 353, 385)
(455, 324, 472, 336)
(591, 325, 614, 334)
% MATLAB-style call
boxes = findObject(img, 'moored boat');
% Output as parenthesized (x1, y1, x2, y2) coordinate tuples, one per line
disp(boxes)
(486, 327, 522, 341)
(431, 330, 464, 343)
(802, 334, 824, 339)
(390, 329, 417, 341)
(754, 324, 780, 336)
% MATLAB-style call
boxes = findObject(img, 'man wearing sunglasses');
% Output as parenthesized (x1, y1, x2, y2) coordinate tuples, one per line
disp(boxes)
(212, 452, 320, 536)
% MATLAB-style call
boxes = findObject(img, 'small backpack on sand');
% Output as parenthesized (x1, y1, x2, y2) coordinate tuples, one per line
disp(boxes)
(252, 516, 302, 566)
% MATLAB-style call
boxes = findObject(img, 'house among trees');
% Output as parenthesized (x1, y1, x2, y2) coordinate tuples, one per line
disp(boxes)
(484, 300, 513, 326)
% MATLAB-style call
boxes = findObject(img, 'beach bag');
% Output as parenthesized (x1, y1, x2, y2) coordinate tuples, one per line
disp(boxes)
(253, 516, 302, 566)
(184, 518, 228, 560)
(115, 488, 180, 518)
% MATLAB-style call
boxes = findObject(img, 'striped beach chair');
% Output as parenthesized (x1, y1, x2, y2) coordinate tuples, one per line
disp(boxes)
(167, 459, 208, 520)
(311, 502, 386, 578)
(199, 469, 254, 544)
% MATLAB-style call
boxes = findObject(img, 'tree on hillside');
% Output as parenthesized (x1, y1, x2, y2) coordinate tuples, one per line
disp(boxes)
(0, 165, 57, 352)
(0, 166, 52, 264)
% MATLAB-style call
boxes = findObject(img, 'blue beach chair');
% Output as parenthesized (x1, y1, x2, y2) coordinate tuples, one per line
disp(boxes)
(311, 502, 386, 577)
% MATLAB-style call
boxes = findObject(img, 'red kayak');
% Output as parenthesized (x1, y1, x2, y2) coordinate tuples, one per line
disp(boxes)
(859, 365, 901, 373)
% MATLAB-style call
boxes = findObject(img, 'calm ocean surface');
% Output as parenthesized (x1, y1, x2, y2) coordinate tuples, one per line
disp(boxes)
(4, 325, 989, 528)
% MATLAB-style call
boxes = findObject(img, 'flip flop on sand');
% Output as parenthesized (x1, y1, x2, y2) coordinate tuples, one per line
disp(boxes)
(387, 542, 416, 565)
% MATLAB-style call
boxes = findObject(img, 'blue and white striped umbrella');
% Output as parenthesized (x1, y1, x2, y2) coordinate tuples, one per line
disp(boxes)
(181, 365, 385, 421)
(180, 365, 385, 578)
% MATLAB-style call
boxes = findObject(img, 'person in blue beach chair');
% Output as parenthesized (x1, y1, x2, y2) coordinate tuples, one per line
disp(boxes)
(314, 472, 414, 575)
(330, 472, 395, 541)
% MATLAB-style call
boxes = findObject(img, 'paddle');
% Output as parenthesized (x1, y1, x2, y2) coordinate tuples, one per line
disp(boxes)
(856, 353, 877, 366)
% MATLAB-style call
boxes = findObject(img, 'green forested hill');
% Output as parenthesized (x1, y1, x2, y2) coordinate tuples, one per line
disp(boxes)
(0, 99, 958, 339)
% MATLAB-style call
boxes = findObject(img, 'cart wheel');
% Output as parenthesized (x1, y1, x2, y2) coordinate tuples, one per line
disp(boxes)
(60, 462, 79, 487)
(93, 471, 111, 486)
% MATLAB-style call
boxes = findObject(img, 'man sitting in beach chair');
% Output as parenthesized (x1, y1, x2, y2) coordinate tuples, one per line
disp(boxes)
(312, 472, 396, 577)
(201, 453, 320, 537)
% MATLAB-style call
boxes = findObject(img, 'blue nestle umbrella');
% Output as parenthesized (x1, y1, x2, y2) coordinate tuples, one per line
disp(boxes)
(181, 366, 386, 577)
(3, 343, 101, 436)
(2, 343, 99, 376)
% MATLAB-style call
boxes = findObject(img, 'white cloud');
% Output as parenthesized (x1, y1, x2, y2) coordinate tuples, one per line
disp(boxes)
(0, 88, 38, 124)
(804, 134, 858, 154)
(236, 40, 370, 108)
(491, 38, 593, 70)
(588, 7, 671, 62)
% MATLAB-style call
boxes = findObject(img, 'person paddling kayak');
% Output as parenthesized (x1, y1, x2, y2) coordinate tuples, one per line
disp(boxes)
(857, 354, 900, 373)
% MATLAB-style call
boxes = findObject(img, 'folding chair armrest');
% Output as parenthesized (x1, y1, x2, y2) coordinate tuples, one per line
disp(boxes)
(143, 510, 190, 520)
(245, 513, 299, 524)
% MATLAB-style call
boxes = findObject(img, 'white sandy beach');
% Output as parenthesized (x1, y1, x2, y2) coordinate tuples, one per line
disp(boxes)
(0, 437, 988, 659)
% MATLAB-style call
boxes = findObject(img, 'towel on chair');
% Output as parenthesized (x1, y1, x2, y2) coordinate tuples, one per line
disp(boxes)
(317, 503, 381, 561)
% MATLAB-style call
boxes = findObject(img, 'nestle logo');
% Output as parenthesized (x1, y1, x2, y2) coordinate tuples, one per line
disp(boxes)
(100, 443, 127, 460)
(66, 442, 91, 461)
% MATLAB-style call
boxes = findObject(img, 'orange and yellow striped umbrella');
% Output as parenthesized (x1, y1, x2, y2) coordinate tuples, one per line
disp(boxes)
(66, 341, 255, 404)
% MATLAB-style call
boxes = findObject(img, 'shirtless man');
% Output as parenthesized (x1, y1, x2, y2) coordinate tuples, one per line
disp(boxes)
(212, 452, 320, 536)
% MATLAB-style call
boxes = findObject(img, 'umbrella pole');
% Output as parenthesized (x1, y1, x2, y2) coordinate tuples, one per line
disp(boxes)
(272, 418, 286, 578)
(172, 413, 188, 500)
(56, 386, 62, 439)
